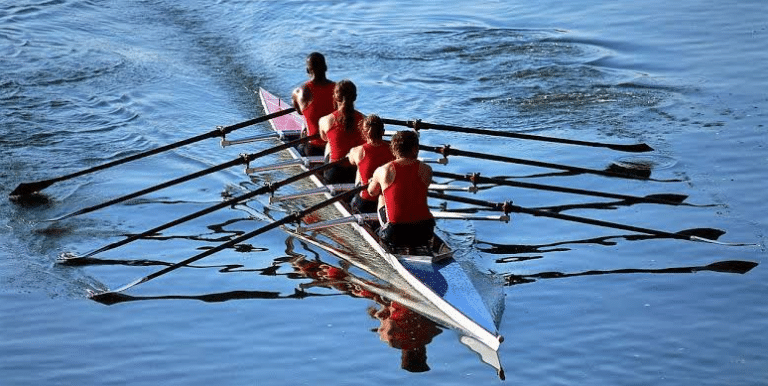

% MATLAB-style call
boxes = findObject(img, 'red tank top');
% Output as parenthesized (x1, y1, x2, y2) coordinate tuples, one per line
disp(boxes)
(326, 110, 365, 161)
(358, 142, 395, 200)
(383, 161, 432, 223)
(301, 80, 335, 146)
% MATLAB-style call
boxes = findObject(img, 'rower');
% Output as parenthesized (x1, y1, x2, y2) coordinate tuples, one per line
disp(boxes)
(347, 114, 395, 214)
(318, 79, 365, 184)
(292, 52, 336, 157)
(367, 130, 435, 252)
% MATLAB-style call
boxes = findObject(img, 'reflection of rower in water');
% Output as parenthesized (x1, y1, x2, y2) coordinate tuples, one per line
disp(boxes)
(347, 114, 395, 215)
(370, 300, 443, 373)
(367, 130, 436, 252)
(292, 52, 336, 157)
(318, 79, 365, 184)
(288, 256, 441, 373)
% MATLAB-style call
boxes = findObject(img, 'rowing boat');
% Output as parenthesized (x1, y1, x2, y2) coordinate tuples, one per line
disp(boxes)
(257, 88, 505, 378)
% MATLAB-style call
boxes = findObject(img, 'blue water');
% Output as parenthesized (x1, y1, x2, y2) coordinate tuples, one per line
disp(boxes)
(2, 1, 767, 384)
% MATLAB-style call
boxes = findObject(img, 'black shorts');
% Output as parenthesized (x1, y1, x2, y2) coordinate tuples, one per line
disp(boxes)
(322, 156, 356, 184)
(297, 142, 325, 157)
(377, 215, 436, 249)
(350, 194, 377, 214)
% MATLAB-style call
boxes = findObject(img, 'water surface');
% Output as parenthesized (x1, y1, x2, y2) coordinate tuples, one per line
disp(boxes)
(2, 1, 767, 385)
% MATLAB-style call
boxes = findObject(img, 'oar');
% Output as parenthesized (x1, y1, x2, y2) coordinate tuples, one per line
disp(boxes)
(505, 260, 758, 285)
(45, 135, 316, 222)
(428, 192, 757, 246)
(61, 160, 344, 259)
(432, 171, 691, 206)
(382, 118, 654, 153)
(9, 108, 296, 199)
(421, 144, 676, 181)
(89, 185, 365, 299)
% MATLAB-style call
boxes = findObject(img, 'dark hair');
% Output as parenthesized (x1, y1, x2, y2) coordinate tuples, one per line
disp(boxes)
(335, 79, 357, 133)
(364, 114, 385, 141)
(390, 130, 419, 158)
(306, 52, 327, 74)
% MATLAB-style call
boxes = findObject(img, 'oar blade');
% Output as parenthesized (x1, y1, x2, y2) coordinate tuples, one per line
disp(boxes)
(9, 180, 54, 198)
(702, 260, 758, 274)
(676, 228, 726, 241)
(89, 290, 135, 306)
(608, 143, 655, 153)
(644, 194, 689, 205)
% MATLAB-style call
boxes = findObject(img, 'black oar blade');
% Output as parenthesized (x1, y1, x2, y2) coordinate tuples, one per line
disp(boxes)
(609, 143, 654, 153)
(9, 180, 54, 198)
(89, 290, 133, 306)
(676, 228, 726, 241)
(644, 194, 689, 205)
(604, 163, 652, 179)
(710, 260, 758, 274)
(703, 260, 758, 274)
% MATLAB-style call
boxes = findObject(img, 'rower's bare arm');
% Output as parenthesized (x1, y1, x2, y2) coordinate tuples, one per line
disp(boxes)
(368, 166, 385, 197)
(291, 87, 304, 115)
(318, 115, 332, 141)
(348, 145, 363, 166)
(420, 162, 433, 186)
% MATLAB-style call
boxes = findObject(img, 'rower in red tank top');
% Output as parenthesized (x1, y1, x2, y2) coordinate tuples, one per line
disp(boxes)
(324, 109, 365, 161)
(319, 79, 365, 184)
(367, 130, 435, 249)
(292, 52, 335, 156)
(348, 115, 395, 214)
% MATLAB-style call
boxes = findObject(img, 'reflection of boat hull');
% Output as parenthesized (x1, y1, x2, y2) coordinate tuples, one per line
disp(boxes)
(258, 88, 504, 377)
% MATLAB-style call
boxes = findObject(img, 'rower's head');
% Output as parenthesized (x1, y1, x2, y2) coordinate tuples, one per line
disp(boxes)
(306, 52, 327, 77)
(334, 79, 357, 106)
(390, 130, 419, 159)
(363, 114, 385, 142)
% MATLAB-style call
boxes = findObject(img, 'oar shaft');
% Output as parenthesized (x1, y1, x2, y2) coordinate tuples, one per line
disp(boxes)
(382, 118, 653, 152)
(99, 184, 365, 295)
(9, 108, 296, 198)
(80, 159, 341, 258)
(421, 144, 645, 180)
(432, 171, 683, 205)
(48, 135, 316, 222)
(428, 191, 689, 240)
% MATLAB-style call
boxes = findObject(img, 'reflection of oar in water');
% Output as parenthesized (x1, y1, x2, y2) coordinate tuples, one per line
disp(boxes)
(428, 191, 758, 246)
(88, 185, 365, 300)
(432, 170, 695, 207)
(91, 288, 336, 306)
(505, 260, 759, 285)
(381, 118, 654, 153)
(476, 228, 728, 258)
(58, 160, 344, 260)
(45, 135, 317, 222)
(419, 144, 677, 181)
(9, 108, 295, 199)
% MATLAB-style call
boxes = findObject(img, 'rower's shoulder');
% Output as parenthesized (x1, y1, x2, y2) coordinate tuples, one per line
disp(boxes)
(348, 143, 365, 163)
(418, 161, 433, 180)
(316, 78, 335, 87)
